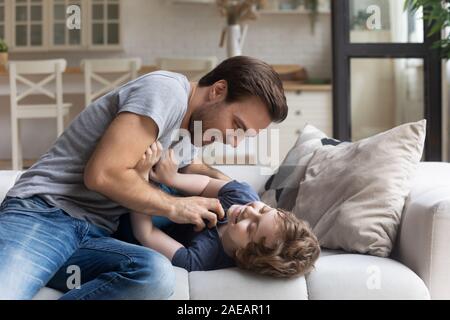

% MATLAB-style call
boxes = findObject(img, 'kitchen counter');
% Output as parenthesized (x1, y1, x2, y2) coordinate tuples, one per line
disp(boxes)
(0, 65, 332, 92)
(282, 81, 332, 92)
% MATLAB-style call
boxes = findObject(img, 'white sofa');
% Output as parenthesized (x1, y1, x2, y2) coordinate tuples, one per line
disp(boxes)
(1, 162, 450, 300)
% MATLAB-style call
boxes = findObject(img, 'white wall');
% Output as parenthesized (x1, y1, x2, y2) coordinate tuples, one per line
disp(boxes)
(8, 0, 332, 77)
(0, 0, 332, 162)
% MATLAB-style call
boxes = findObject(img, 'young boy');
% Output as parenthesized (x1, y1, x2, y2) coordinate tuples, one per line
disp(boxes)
(129, 143, 320, 278)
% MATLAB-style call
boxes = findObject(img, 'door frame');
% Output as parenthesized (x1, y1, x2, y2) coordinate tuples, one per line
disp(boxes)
(332, 0, 442, 161)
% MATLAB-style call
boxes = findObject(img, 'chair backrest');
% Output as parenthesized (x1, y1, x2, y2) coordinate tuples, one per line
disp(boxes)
(156, 57, 218, 81)
(8, 59, 67, 107)
(81, 58, 142, 106)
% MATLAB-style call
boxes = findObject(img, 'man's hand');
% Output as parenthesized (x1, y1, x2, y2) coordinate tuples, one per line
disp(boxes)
(134, 141, 163, 182)
(170, 196, 225, 231)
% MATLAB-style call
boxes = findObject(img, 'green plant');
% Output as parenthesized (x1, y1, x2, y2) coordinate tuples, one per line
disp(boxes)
(0, 38, 8, 53)
(404, 0, 450, 58)
(290, 0, 319, 33)
(301, 0, 319, 33)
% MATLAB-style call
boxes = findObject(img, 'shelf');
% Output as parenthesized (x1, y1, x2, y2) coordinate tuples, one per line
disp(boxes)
(171, 0, 215, 4)
(171, 1, 331, 13)
(257, 9, 330, 15)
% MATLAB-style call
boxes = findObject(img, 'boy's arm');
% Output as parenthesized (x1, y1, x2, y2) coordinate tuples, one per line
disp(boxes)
(130, 212, 183, 261)
(131, 211, 228, 272)
(180, 161, 232, 181)
(151, 149, 229, 198)
(169, 174, 228, 198)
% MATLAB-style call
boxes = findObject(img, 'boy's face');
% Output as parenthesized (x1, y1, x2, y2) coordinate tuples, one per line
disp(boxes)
(221, 201, 280, 253)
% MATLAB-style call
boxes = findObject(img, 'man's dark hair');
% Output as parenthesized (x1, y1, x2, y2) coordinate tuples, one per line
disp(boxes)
(198, 56, 288, 123)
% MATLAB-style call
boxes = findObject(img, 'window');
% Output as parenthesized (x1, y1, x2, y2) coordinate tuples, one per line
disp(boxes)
(51, 0, 82, 47)
(90, 0, 120, 48)
(13, 0, 45, 49)
(0, 0, 5, 39)
(4, 0, 122, 51)
(332, 0, 443, 161)
(349, 0, 424, 43)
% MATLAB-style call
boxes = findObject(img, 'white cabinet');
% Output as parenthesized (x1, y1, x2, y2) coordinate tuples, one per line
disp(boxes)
(270, 90, 333, 161)
(3, 0, 122, 52)
(203, 89, 333, 166)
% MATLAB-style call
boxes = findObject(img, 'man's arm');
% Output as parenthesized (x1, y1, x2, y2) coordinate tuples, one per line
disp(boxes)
(180, 160, 232, 181)
(83, 112, 224, 230)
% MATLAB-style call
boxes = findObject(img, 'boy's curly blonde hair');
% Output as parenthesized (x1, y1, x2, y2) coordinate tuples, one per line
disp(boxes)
(233, 209, 320, 278)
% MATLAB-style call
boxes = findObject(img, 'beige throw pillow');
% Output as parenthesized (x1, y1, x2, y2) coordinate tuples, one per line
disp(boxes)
(293, 120, 426, 257)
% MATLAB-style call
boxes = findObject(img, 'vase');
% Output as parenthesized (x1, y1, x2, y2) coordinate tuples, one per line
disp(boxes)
(226, 24, 244, 57)
(0, 52, 8, 66)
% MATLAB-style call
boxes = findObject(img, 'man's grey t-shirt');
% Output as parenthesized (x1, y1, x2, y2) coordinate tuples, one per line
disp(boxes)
(7, 71, 197, 234)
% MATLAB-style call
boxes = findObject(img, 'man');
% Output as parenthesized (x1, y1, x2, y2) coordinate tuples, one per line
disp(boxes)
(0, 56, 287, 300)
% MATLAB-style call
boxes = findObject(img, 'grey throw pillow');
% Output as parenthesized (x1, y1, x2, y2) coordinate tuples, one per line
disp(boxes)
(260, 124, 347, 210)
(294, 120, 427, 257)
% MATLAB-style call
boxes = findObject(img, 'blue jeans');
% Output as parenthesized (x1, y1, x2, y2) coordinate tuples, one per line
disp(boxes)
(0, 196, 175, 300)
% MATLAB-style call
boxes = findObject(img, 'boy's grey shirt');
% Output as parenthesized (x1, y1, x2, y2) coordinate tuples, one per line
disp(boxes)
(7, 71, 198, 234)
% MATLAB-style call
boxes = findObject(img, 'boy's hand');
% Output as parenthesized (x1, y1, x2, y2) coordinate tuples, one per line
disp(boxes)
(149, 149, 179, 186)
(134, 141, 163, 182)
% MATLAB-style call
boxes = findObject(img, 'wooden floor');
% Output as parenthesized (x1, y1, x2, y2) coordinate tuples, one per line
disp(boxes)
(0, 159, 37, 170)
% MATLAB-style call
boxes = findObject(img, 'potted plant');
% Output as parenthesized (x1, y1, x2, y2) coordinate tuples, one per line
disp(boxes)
(404, 0, 450, 58)
(0, 38, 8, 66)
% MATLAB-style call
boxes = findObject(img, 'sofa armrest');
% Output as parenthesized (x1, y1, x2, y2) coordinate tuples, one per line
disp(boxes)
(394, 162, 450, 299)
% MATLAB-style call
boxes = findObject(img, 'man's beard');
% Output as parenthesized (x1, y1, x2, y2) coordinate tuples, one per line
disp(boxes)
(189, 101, 224, 146)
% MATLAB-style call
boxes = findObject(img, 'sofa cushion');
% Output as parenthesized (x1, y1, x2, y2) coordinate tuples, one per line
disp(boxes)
(34, 253, 430, 300)
(306, 254, 430, 300)
(33, 287, 63, 300)
(188, 268, 309, 300)
(294, 120, 426, 257)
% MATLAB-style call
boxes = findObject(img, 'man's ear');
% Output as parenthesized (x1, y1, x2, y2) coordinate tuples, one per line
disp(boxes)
(209, 80, 227, 102)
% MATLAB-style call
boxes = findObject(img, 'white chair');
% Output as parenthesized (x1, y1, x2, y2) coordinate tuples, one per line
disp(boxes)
(156, 57, 218, 81)
(81, 58, 142, 106)
(8, 59, 72, 170)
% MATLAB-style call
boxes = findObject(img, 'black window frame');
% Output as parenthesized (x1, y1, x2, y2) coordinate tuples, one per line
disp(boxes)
(332, 0, 442, 161)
